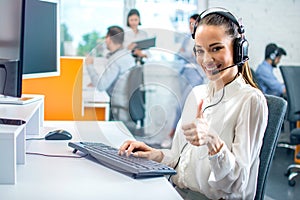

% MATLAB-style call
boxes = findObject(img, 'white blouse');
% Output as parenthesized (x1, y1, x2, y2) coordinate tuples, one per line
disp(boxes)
(123, 28, 148, 50)
(161, 75, 268, 199)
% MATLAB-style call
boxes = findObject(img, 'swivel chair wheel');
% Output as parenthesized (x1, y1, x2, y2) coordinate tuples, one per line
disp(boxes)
(288, 172, 298, 187)
(288, 179, 296, 187)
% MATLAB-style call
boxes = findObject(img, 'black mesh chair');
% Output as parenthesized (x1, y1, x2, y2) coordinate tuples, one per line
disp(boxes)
(0, 65, 5, 93)
(279, 66, 300, 186)
(255, 95, 287, 200)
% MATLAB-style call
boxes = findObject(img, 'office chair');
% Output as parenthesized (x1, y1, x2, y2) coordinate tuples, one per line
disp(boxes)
(127, 66, 145, 128)
(110, 66, 145, 135)
(279, 66, 300, 186)
(0, 66, 5, 93)
(255, 95, 287, 200)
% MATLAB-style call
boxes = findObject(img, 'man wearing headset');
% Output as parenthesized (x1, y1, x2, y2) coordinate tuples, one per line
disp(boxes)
(255, 43, 287, 97)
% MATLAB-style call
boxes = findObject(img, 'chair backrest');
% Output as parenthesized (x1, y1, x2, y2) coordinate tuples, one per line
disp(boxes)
(110, 65, 145, 126)
(279, 66, 300, 123)
(255, 94, 287, 200)
(127, 66, 145, 122)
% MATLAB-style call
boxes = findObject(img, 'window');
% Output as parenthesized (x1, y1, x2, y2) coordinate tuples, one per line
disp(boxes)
(60, 0, 123, 56)
(60, 0, 198, 57)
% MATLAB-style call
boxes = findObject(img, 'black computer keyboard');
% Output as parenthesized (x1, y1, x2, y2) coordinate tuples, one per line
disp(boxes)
(68, 142, 176, 178)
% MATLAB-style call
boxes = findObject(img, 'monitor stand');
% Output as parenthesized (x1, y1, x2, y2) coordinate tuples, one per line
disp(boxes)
(0, 94, 44, 105)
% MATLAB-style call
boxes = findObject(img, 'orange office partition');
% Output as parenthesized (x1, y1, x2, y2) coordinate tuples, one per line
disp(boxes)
(22, 57, 83, 120)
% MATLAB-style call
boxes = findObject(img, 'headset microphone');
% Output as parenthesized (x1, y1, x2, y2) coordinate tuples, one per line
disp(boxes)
(211, 58, 249, 75)
(212, 64, 237, 75)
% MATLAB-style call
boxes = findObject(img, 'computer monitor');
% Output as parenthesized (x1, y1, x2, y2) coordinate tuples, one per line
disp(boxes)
(0, 0, 60, 101)
(22, 0, 60, 79)
(0, 59, 22, 98)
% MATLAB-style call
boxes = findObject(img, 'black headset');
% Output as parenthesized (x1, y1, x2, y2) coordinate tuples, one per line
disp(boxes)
(192, 7, 249, 67)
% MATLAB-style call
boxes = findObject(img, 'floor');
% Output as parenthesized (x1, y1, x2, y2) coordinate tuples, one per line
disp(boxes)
(264, 128, 300, 200)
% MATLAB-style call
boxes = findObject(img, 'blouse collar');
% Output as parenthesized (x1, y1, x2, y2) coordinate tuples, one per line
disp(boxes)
(209, 75, 246, 103)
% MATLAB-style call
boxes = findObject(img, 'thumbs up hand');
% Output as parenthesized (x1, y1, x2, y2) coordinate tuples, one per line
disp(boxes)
(182, 99, 223, 155)
(182, 99, 207, 146)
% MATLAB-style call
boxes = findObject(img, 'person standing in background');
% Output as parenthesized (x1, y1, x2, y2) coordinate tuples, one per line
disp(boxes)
(123, 8, 148, 60)
(255, 43, 287, 97)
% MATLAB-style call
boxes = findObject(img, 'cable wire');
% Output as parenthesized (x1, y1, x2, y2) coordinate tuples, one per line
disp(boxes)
(26, 152, 88, 158)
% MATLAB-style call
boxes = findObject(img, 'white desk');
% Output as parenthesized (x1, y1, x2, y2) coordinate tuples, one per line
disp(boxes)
(0, 121, 182, 200)
(0, 96, 44, 184)
(82, 56, 110, 121)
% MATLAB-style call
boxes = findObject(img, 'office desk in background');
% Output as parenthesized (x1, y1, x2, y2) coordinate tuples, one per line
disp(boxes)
(0, 121, 182, 200)
(82, 89, 110, 121)
(82, 57, 111, 121)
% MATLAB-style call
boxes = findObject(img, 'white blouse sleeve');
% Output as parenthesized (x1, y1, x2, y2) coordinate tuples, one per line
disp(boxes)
(160, 85, 204, 167)
(207, 92, 268, 193)
(160, 118, 185, 167)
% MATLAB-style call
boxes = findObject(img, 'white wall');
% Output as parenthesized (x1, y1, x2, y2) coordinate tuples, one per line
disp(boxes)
(199, 0, 300, 69)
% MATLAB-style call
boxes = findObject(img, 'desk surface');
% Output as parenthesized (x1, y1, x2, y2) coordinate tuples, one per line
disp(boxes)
(83, 89, 110, 105)
(0, 121, 182, 200)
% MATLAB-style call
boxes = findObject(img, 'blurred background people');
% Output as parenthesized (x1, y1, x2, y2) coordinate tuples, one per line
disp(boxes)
(255, 43, 287, 97)
(177, 14, 199, 65)
(85, 25, 136, 123)
(161, 13, 207, 148)
(86, 25, 135, 96)
(123, 8, 148, 61)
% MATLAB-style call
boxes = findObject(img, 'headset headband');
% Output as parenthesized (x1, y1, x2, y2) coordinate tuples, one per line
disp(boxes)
(192, 7, 245, 39)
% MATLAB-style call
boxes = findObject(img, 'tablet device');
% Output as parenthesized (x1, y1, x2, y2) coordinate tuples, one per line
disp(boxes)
(134, 37, 156, 50)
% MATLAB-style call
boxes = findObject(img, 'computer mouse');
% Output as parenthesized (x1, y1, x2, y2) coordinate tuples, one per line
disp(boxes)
(45, 129, 72, 140)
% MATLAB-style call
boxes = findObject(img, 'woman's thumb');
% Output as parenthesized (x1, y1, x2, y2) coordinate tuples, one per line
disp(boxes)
(196, 99, 204, 118)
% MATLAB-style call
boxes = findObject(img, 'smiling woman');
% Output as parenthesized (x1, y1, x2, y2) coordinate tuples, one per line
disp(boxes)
(118, 7, 268, 200)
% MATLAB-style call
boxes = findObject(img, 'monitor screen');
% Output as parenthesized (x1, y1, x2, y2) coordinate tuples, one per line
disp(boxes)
(22, 0, 60, 79)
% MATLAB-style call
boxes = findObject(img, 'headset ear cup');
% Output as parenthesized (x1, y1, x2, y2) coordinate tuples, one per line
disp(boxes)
(269, 53, 275, 60)
(269, 49, 278, 61)
(234, 37, 249, 66)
